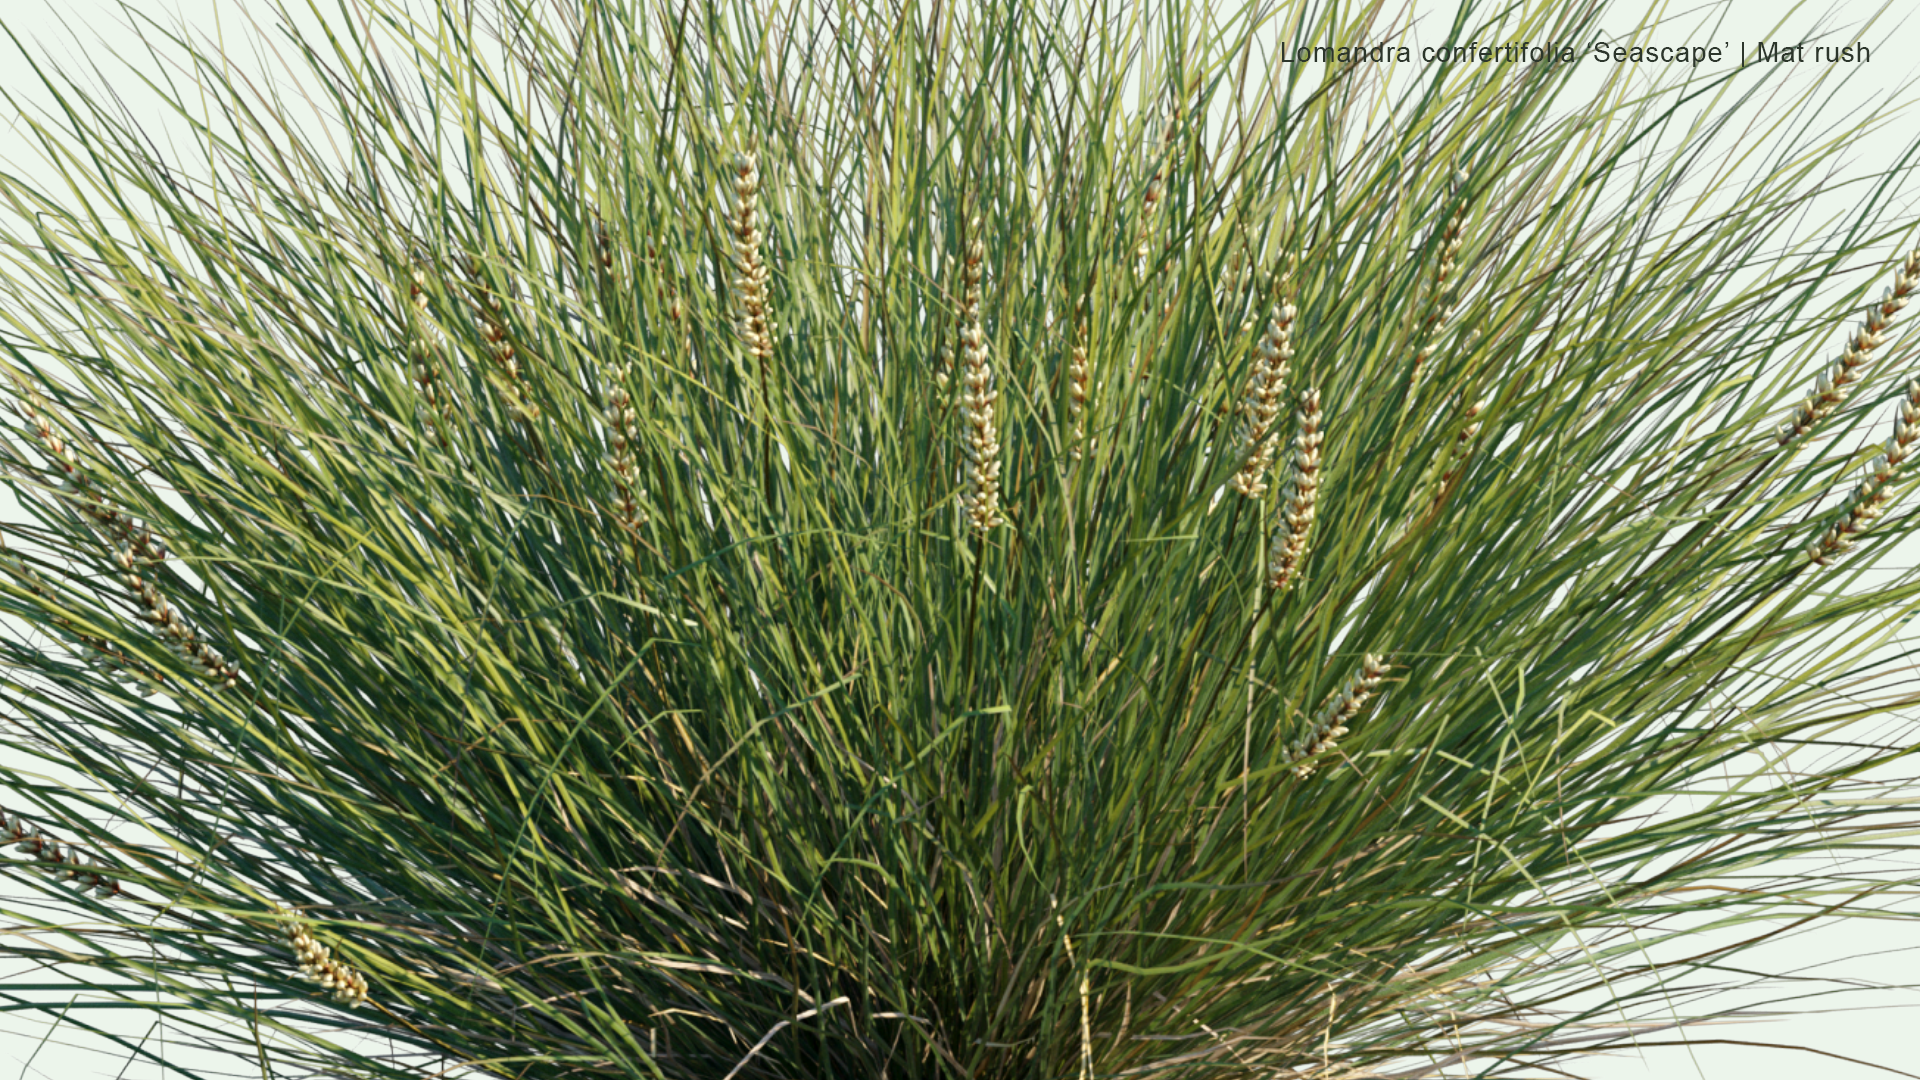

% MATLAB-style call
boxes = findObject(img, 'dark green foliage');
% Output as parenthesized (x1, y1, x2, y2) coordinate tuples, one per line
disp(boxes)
(5, 1, 1920, 1078)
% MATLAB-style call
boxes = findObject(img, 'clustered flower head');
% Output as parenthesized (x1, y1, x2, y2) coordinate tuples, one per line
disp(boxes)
(406, 267, 453, 445)
(1135, 104, 1181, 277)
(114, 543, 241, 689)
(730, 150, 776, 363)
(1777, 246, 1920, 446)
(2, 805, 125, 898)
(603, 364, 647, 553)
(1217, 237, 1257, 336)
(1808, 375, 1920, 567)
(1266, 387, 1324, 593)
(463, 256, 539, 423)
(1411, 394, 1487, 520)
(1230, 301, 1298, 497)
(960, 240, 987, 320)
(1288, 653, 1394, 780)
(278, 904, 370, 1008)
(9, 385, 239, 689)
(1410, 168, 1470, 393)
(957, 220, 1004, 532)
(1, 539, 162, 694)
(1067, 298, 1092, 461)
(636, 231, 685, 328)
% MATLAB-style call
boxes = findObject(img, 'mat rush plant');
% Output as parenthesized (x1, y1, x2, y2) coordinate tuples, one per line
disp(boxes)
(9, 0, 1920, 1078)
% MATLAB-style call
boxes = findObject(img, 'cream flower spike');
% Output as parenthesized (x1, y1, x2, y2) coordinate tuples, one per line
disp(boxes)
(1777, 247, 1920, 446)
(1266, 387, 1324, 594)
(274, 903, 371, 1008)
(957, 218, 1004, 532)
(1289, 654, 1394, 779)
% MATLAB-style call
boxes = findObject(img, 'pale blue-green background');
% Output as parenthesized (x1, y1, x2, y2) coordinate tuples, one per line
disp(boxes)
(3, 1, 1919, 1077)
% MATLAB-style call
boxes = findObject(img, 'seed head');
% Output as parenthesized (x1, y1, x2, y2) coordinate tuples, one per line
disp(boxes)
(1777, 246, 1920, 446)
(1808, 375, 1920, 567)
(1, 806, 125, 898)
(1266, 387, 1324, 593)
(1230, 302, 1297, 497)
(957, 221, 1004, 532)
(730, 149, 776, 364)
(276, 904, 371, 1008)
(1067, 300, 1092, 461)
(116, 537, 241, 689)
(1289, 653, 1394, 779)
(8, 384, 239, 689)
(603, 364, 647, 554)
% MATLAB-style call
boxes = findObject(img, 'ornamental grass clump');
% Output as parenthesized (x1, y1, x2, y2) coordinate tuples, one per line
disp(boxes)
(8, 1, 1920, 1079)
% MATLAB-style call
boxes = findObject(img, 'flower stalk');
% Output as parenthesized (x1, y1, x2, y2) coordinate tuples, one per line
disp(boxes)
(1265, 387, 1324, 594)
(1050, 893, 1094, 1080)
(275, 903, 371, 1007)
(1807, 375, 1920, 567)
(1409, 168, 1471, 396)
(2, 805, 126, 899)
(0, 540, 166, 693)
(730, 151, 776, 366)
(1776, 247, 1920, 446)
(406, 266, 453, 448)
(464, 257, 540, 423)
(1217, 232, 1257, 337)
(603, 364, 647, 557)
(957, 220, 1004, 532)
(8, 384, 240, 689)
(1067, 296, 1092, 462)
(1288, 653, 1394, 779)
(1439, 397, 1487, 490)
(1135, 100, 1185, 283)
(1230, 301, 1298, 498)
